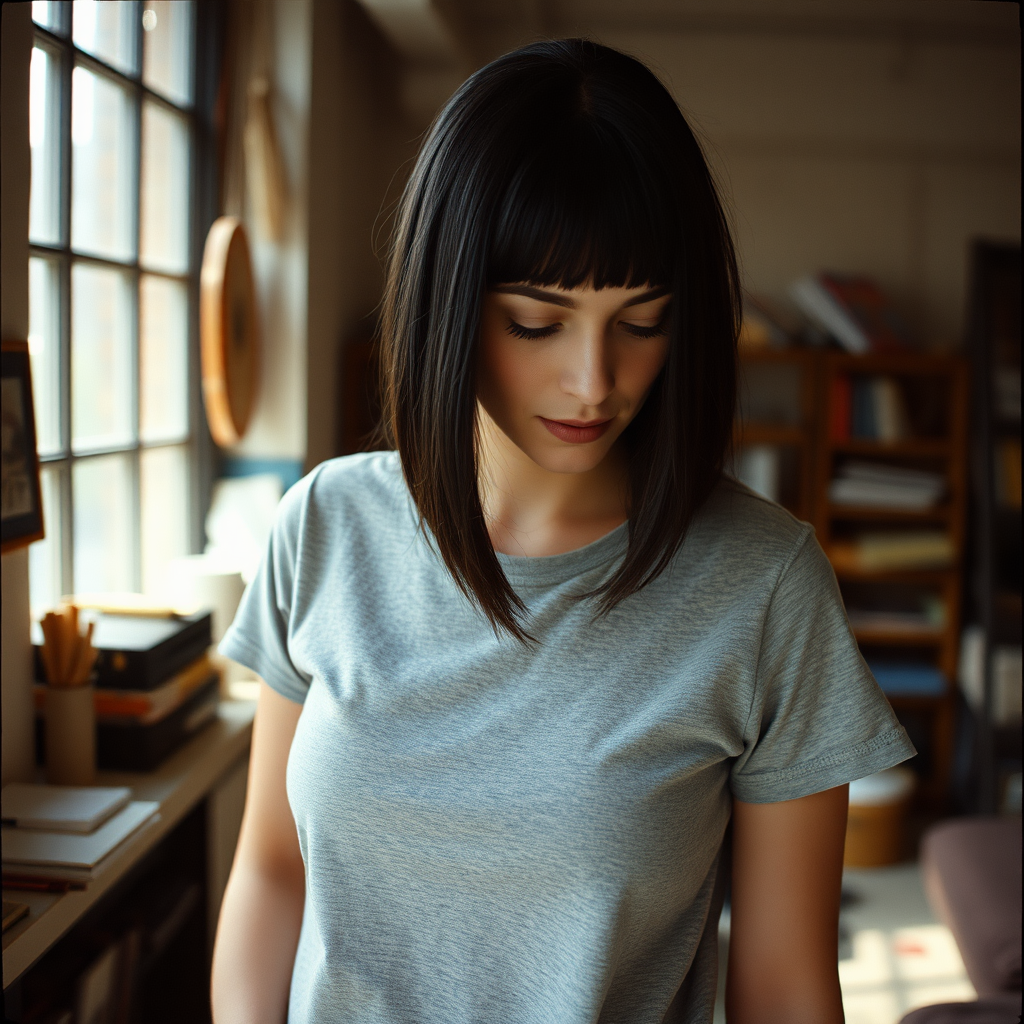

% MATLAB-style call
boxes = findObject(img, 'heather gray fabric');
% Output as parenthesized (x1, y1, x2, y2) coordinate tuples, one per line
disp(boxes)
(220, 450, 915, 1024)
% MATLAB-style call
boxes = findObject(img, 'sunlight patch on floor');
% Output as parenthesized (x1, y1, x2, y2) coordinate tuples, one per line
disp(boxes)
(840, 923, 976, 1024)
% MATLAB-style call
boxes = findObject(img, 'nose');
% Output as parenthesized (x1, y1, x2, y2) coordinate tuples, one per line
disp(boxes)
(560, 325, 614, 408)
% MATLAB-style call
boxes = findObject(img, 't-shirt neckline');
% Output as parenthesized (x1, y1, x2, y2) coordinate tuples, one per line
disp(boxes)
(496, 521, 629, 587)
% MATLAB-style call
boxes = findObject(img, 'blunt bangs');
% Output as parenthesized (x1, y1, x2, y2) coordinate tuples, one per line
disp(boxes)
(488, 120, 676, 292)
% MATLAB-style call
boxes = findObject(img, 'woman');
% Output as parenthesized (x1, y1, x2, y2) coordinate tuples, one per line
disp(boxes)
(211, 39, 913, 1024)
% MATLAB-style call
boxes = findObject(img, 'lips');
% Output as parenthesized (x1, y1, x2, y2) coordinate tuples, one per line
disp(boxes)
(539, 417, 613, 444)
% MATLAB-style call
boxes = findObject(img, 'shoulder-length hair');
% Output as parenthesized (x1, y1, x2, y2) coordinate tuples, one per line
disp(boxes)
(380, 38, 739, 642)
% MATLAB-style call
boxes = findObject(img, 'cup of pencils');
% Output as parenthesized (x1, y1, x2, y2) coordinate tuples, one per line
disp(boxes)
(39, 603, 99, 785)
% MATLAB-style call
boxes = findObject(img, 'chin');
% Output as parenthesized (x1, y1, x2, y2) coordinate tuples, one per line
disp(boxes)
(525, 440, 616, 475)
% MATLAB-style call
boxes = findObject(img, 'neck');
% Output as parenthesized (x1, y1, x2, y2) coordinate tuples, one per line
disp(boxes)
(476, 405, 629, 557)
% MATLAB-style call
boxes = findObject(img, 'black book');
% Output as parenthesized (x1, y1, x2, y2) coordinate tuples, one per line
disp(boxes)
(32, 611, 212, 691)
(95, 674, 221, 772)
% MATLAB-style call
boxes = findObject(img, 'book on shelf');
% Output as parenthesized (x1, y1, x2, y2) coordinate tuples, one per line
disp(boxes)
(831, 374, 910, 443)
(995, 438, 1021, 509)
(2, 784, 131, 833)
(94, 675, 220, 771)
(829, 461, 944, 510)
(846, 609, 943, 634)
(868, 662, 946, 697)
(2, 800, 160, 884)
(790, 274, 911, 354)
(732, 445, 781, 504)
(738, 294, 795, 350)
(993, 366, 1021, 423)
(958, 627, 1023, 726)
(33, 653, 216, 725)
(31, 609, 212, 692)
(829, 531, 955, 572)
(829, 374, 852, 441)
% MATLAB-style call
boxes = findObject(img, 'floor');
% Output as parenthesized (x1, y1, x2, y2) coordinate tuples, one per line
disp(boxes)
(713, 863, 975, 1024)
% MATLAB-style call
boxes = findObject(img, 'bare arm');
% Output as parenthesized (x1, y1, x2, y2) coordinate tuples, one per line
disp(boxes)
(726, 784, 849, 1024)
(211, 682, 306, 1024)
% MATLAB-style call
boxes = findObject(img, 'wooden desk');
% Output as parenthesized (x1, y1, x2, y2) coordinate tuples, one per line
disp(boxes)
(2, 699, 255, 989)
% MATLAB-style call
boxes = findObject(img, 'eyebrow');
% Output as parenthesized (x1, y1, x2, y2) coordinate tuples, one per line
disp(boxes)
(491, 284, 671, 309)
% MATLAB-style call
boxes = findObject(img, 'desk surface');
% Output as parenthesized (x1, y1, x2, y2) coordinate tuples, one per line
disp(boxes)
(3, 699, 255, 988)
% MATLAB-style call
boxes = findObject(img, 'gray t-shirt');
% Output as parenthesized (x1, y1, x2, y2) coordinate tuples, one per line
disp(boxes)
(220, 450, 914, 1024)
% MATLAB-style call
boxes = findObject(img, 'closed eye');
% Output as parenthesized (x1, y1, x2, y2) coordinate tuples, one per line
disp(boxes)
(506, 319, 561, 340)
(621, 320, 668, 339)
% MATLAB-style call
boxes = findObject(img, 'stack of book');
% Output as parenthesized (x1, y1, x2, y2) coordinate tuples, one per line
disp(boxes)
(828, 531, 955, 573)
(32, 611, 219, 772)
(1, 784, 159, 889)
(790, 273, 911, 354)
(829, 461, 945, 510)
(846, 593, 946, 634)
(829, 374, 910, 442)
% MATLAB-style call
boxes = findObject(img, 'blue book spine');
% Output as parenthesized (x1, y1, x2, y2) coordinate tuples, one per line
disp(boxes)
(868, 662, 946, 696)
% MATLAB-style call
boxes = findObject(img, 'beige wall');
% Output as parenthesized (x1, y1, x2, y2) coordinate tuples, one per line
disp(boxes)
(464, 8, 1021, 348)
(228, 0, 312, 465)
(1, 2, 37, 786)
(227, 0, 411, 473)
(306, 0, 414, 471)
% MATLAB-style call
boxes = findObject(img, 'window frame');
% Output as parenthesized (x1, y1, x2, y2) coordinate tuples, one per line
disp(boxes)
(29, 1, 207, 601)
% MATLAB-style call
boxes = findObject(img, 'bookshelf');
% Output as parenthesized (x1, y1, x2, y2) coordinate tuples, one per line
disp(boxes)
(734, 348, 818, 520)
(965, 241, 1022, 813)
(736, 346, 970, 803)
(812, 351, 969, 804)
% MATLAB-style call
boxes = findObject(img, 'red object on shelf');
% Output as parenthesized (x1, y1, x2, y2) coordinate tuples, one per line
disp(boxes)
(830, 373, 852, 441)
(820, 275, 911, 353)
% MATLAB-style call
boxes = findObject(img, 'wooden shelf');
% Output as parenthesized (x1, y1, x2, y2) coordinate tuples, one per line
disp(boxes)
(738, 347, 968, 806)
(736, 346, 816, 365)
(852, 627, 945, 646)
(833, 565, 958, 584)
(2, 700, 255, 988)
(826, 350, 964, 375)
(828, 438, 950, 458)
(735, 423, 806, 447)
(826, 503, 952, 522)
(885, 691, 956, 708)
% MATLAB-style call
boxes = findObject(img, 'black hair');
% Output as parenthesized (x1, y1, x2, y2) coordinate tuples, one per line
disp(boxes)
(381, 38, 739, 642)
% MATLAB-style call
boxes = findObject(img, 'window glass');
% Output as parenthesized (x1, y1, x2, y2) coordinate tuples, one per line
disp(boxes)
(140, 101, 189, 273)
(29, 46, 62, 245)
(140, 444, 188, 594)
(140, 275, 188, 442)
(142, 2, 194, 106)
(71, 65, 135, 261)
(73, 454, 133, 593)
(71, 263, 134, 451)
(32, 2, 65, 34)
(72, 0, 137, 75)
(28, 257, 62, 456)
(29, 466, 63, 617)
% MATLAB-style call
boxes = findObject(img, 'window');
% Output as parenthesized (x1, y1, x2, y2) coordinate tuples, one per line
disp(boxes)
(28, 1, 199, 616)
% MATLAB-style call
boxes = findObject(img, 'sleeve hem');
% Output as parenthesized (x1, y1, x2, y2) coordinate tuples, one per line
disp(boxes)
(219, 629, 310, 705)
(730, 726, 917, 804)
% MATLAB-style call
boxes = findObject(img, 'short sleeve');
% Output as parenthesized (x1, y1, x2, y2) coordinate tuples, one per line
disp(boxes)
(218, 478, 313, 704)
(730, 528, 916, 803)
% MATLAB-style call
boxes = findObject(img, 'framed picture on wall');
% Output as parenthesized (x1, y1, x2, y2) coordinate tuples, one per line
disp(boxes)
(1, 340, 45, 553)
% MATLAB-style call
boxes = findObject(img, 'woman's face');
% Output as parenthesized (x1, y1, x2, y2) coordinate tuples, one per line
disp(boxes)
(477, 282, 672, 474)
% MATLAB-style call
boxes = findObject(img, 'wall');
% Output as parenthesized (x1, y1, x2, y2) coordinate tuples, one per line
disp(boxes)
(305, 0, 413, 472)
(1, 2, 37, 786)
(223, 0, 411, 482)
(224, 0, 312, 486)
(463, 4, 1021, 347)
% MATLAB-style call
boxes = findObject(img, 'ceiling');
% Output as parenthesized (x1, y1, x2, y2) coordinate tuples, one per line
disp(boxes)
(444, 0, 1020, 46)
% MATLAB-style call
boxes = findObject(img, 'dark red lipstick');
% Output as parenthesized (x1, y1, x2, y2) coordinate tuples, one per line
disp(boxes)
(539, 417, 613, 444)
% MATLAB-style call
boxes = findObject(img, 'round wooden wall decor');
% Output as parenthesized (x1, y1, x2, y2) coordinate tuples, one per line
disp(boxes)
(200, 217, 259, 446)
